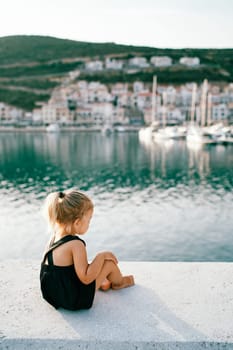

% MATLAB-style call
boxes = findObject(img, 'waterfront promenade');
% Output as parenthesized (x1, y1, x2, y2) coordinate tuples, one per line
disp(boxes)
(1, 261, 233, 349)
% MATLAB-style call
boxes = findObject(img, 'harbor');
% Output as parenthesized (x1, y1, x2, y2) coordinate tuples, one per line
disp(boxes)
(139, 77, 233, 145)
(0, 77, 233, 261)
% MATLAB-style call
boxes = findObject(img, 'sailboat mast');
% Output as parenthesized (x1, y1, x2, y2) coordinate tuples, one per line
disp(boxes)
(190, 83, 197, 123)
(162, 91, 167, 128)
(201, 79, 208, 127)
(151, 75, 157, 123)
(207, 93, 212, 126)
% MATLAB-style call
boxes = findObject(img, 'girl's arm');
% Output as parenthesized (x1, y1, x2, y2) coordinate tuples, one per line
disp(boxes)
(72, 240, 117, 284)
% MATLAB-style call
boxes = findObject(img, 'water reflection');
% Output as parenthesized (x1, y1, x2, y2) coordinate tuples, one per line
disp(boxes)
(0, 132, 232, 261)
(1, 132, 232, 189)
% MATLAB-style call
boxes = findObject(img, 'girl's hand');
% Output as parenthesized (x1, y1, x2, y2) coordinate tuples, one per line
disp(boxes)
(98, 251, 118, 264)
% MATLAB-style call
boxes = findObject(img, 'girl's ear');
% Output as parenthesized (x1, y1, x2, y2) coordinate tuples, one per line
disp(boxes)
(74, 217, 81, 227)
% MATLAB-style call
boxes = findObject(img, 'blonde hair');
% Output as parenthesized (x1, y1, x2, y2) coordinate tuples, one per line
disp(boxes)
(44, 189, 93, 229)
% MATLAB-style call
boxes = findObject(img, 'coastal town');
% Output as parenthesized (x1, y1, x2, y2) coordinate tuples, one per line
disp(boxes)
(0, 55, 233, 129)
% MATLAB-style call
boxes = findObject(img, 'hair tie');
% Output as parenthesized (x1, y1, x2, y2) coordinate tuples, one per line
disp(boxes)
(59, 191, 65, 199)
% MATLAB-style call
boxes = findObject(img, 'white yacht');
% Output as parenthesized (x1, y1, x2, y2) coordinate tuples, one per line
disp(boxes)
(46, 123, 60, 133)
(139, 121, 159, 141)
(115, 125, 126, 133)
(153, 126, 186, 141)
(186, 125, 204, 144)
(186, 125, 217, 145)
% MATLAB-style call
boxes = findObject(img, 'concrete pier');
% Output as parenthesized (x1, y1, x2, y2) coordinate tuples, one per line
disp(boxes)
(0, 261, 233, 349)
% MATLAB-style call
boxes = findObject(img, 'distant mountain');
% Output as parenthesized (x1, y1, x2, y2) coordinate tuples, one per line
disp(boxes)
(0, 35, 232, 65)
(0, 35, 164, 65)
(0, 35, 232, 110)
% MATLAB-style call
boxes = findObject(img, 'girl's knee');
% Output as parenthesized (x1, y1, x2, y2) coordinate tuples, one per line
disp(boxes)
(104, 260, 116, 270)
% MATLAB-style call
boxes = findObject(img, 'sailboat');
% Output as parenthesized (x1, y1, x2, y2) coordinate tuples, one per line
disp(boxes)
(186, 80, 216, 145)
(153, 91, 186, 141)
(153, 91, 171, 141)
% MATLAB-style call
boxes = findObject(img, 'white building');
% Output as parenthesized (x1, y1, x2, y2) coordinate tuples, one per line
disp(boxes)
(117, 93, 130, 108)
(41, 104, 57, 124)
(91, 102, 114, 125)
(164, 86, 177, 105)
(134, 92, 151, 110)
(77, 80, 88, 90)
(0, 102, 23, 122)
(111, 83, 128, 97)
(128, 57, 149, 68)
(179, 57, 200, 66)
(105, 58, 123, 70)
(41, 103, 71, 124)
(156, 106, 185, 123)
(85, 60, 103, 71)
(212, 103, 229, 121)
(32, 108, 43, 123)
(112, 106, 127, 124)
(219, 92, 233, 104)
(211, 94, 221, 104)
(87, 82, 111, 103)
(133, 81, 145, 93)
(68, 70, 80, 80)
(77, 81, 89, 105)
(166, 107, 185, 123)
(89, 102, 127, 125)
(56, 107, 72, 123)
(150, 56, 172, 67)
(76, 106, 92, 125)
(178, 85, 194, 106)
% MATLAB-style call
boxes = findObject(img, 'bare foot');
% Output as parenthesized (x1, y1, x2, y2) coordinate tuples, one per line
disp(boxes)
(112, 275, 135, 290)
(100, 278, 111, 291)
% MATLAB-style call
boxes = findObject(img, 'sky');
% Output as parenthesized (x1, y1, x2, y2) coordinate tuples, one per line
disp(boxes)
(1, 0, 233, 48)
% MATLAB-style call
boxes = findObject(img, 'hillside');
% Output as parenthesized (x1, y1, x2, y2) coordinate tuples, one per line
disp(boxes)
(0, 35, 232, 110)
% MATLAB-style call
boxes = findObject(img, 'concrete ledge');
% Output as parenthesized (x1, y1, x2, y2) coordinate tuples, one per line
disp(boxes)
(0, 261, 233, 349)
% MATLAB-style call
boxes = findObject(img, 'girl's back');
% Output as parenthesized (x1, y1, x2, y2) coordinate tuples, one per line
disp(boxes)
(40, 235, 96, 310)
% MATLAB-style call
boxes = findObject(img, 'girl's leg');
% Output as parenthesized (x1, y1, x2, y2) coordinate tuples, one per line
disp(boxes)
(100, 278, 111, 291)
(95, 260, 122, 290)
(95, 260, 134, 291)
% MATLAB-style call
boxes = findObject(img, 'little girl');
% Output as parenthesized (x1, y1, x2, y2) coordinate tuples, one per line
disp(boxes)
(40, 189, 134, 310)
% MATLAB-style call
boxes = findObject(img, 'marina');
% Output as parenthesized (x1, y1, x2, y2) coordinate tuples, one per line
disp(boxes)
(139, 77, 233, 146)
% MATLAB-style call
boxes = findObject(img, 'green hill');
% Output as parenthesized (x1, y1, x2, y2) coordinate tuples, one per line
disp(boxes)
(0, 35, 164, 65)
(0, 35, 232, 110)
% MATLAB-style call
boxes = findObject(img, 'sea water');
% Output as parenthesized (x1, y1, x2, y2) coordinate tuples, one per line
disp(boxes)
(0, 132, 232, 261)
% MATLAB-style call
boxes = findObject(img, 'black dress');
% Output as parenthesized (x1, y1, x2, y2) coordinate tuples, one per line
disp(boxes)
(40, 235, 96, 310)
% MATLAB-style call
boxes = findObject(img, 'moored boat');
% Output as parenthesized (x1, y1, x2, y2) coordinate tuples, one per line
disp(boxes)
(46, 123, 60, 133)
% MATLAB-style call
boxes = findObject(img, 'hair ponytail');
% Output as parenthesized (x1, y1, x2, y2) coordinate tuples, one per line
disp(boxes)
(44, 189, 93, 229)
(44, 192, 61, 228)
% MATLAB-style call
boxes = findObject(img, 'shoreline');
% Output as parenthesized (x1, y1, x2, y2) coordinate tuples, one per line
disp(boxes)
(0, 125, 141, 133)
